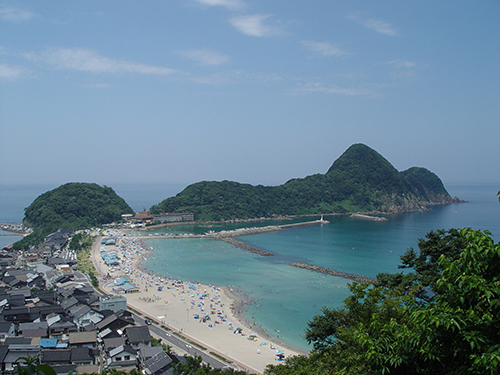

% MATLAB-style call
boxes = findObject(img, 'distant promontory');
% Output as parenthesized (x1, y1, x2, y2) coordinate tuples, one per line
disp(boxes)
(150, 144, 461, 221)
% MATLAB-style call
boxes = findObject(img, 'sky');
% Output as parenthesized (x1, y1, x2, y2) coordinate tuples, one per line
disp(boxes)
(1, 0, 499, 189)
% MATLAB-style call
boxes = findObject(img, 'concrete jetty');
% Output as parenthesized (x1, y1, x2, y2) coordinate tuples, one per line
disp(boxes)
(211, 219, 329, 239)
(287, 262, 377, 284)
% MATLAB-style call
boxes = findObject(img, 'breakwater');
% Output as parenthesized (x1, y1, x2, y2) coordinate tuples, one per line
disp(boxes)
(211, 219, 328, 256)
(350, 213, 388, 222)
(218, 237, 274, 256)
(211, 219, 328, 238)
(288, 262, 377, 284)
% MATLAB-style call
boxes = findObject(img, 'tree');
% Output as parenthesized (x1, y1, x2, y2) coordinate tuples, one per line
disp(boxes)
(12, 355, 56, 375)
(408, 229, 500, 374)
(397, 228, 468, 293)
(265, 228, 500, 375)
(173, 355, 248, 374)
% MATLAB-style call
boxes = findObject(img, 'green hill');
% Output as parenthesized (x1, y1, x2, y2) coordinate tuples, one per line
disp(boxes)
(23, 182, 134, 233)
(150, 144, 456, 221)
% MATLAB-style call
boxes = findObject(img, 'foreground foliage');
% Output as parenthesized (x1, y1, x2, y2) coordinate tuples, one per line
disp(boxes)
(266, 228, 500, 375)
(151, 144, 453, 221)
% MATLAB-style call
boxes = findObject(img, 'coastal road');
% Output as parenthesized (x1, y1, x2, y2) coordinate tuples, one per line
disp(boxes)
(131, 314, 244, 372)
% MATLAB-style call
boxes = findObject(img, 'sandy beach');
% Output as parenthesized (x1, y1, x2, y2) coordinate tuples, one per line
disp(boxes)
(91, 231, 304, 374)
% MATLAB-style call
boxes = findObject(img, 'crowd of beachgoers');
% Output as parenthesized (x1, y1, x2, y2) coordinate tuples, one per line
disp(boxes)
(92, 230, 301, 373)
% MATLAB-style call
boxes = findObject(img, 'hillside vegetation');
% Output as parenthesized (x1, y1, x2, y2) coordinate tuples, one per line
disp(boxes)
(151, 144, 455, 221)
(23, 182, 134, 233)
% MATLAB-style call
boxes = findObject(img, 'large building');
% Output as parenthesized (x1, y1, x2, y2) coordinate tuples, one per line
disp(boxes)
(99, 295, 127, 312)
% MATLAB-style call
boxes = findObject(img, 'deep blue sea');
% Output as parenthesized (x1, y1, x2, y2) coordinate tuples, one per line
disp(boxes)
(1, 183, 499, 351)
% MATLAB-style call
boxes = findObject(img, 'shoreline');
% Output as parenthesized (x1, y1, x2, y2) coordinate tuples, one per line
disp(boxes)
(91, 231, 305, 373)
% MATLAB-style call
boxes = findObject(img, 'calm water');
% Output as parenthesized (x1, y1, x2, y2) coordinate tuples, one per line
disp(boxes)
(1, 183, 499, 351)
(141, 183, 500, 351)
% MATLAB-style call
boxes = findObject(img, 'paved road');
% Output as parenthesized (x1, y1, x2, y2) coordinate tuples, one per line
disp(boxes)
(131, 314, 246, 372)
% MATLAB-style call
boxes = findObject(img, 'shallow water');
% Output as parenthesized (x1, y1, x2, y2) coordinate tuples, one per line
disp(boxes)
(141, 184, 500, 351)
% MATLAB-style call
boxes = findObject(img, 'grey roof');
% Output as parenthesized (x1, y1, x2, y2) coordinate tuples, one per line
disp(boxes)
(42, 349, 71, 363)
(0, 345, 8, 363)
(143, 351, 173, 375)
(109, 344, 137, 357)
(96, 313, 118, 330)
(71, 305, 91, 319)
(125, 325, 151, 344)
(19, 328, 48, 338)
(68, 331, 97, 344)
(104, 336, 126, 351)
(0, 322, 14, 332)
(60, 296, 79, 310)
(70, 346, 94, 362)
(5, 337, 32, 345)
(139, 346, 163, 361)
(19, 321, 48, 331)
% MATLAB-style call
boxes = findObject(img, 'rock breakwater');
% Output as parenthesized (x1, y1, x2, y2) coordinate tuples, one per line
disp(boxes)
(288, 262, 377, 284)
(218, 237, 274, 256)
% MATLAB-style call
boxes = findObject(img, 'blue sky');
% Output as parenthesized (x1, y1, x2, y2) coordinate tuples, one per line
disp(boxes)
(1, 1, 499, 188)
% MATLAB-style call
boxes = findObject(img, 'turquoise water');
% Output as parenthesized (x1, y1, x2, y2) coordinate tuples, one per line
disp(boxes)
(1, 183, 499, 351)
(141, 184, 500, 351)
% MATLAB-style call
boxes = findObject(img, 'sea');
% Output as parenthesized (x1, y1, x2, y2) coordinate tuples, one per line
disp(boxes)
(1, 182, 499, 352)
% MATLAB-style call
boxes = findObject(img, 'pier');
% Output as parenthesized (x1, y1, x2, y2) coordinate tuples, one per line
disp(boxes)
(287, 262, 377, 284)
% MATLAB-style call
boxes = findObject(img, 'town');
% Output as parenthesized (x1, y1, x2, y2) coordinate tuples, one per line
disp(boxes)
(0, 228, 189, 375)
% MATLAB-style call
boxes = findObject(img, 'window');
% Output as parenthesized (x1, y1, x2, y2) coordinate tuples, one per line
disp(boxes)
(124, 355, 130, 360)
(115, 357, 121, 361)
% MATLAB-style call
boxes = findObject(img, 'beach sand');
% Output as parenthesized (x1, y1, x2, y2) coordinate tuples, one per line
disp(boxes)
(91, 231, 304, 374)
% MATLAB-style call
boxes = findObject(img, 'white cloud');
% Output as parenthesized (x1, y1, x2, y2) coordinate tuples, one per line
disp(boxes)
(0, 63, 29, 80)
(179, 48, 230, 66)
(386, 60, 416, 69)
(193, 0, 247, 10)
(0, 6, 35, 22)
(293, 82, 374, 96)
(30, 48, 176, 75)
(385, 60, 419, 79)
(229, 14, 282, 37)
(301, 41, 349, 57)
(347, 13, 398, 37)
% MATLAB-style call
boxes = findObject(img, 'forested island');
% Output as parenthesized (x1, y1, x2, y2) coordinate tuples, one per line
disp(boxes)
(151, 144, 460, 221)
(13, 182, 134, 250)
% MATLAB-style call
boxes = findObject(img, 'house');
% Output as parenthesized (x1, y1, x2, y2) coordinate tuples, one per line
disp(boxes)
(95, 311, 134, 333)
(103, 336, 126, 352)
(0, 345, 8, 374)
(3, 344, 40, 373)
(107, 344, 137, 368)
(18, 321, 48, 338)
(124, 326, 151, 349)
(0, 322, 15, 343)
(138, 346, 164, 363)
(41, 348, 71, 365)
(60, 296, 79, 311)
(70, 346, 95, 366)
(142, 351, 174, 375)
(46, 314, 77, 336)
(68, 331, 97, 348)
(70, 305, 103, 329)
